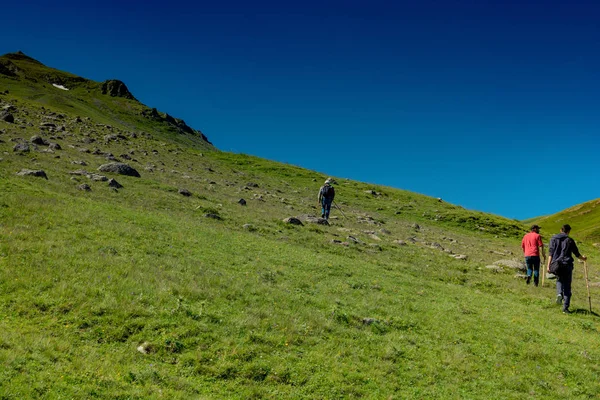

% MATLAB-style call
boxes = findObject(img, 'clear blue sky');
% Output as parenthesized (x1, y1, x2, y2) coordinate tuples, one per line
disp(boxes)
(3, 0, 599, 220)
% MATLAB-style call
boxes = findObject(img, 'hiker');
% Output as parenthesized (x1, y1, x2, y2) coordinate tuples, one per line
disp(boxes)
(318, 178, 335, 220)
(521, 224, 546, 286)
(547, 224, 587, 314)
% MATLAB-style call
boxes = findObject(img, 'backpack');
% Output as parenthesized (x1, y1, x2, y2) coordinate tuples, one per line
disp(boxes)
(322, 184, 335, 199)
(549, 236, 572, 275)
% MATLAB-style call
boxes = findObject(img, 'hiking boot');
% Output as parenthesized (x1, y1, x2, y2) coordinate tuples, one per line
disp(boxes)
(556, 294, 563, 305)
(534, 278, 539, 287)
(562, 309, 572, 314)
(526, 276, 531, 285)
(321, 213, 325, 218)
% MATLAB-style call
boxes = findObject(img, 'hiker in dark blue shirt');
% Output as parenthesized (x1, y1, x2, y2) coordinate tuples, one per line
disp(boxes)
(318, 178, 335, 220)
(547, 224, 587, 314)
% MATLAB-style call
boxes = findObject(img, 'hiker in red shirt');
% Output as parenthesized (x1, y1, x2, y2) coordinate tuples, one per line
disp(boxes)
(521, 224, 546, 286)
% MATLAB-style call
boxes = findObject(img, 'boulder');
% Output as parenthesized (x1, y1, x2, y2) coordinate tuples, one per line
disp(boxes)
(97, 162, 140, 177)
(100, 80, 136, 100)
(13, 143, 30, 153)
(78, 183, 91, 191)
(283, 217, 303, 226)
(48, 142, 61, 150)
(179, 188, 192, 197)
(108, 178, 123, 189)
(31, 135, 49, 145)
(16, 169, 48, 179)
(494, 259, 526, 271)
(238, 198, 247, 206)
(0, 112, 14, 123)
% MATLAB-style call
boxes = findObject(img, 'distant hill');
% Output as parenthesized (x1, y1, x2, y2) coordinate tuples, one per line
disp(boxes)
(529, 198, 600, 243)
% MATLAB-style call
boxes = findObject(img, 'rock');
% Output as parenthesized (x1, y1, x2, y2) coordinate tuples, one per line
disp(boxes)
(379, 229, 391, 235)
(451, 254, 468, 260)
(493, 259, 526, 271)
(485, 265, 504, 273)
(204, 213, 222, 220)
(0, 112, 14, 123)
(137, 342, 154, 354)
(238, 198, 247, 206)
(283, 217, 303, 226)
(347, 236, 362, 244)
(13, 143, 30, 153)
(97, 162, 140, 177)
(71, 160, 87, 166)
(411, 223, 420, 231)
(178, 188, 192, 197)
(87, 174, 108, 181)
(78, 183, 91, 191)
(16, 169, 48, 179)
(108, 178, 123, 189)
(243, 224, 256, 231)
(246, 182, 259, 188)
(30, 135, 49, 145)
(394, 240, 407, 246)
(48, 142, 61, 150)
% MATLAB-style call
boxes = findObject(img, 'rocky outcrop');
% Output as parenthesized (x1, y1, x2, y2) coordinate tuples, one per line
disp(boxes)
(100, 80, 136, 100)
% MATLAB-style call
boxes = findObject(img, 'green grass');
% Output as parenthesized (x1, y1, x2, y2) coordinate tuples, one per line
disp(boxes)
(2, 52, 600, 399)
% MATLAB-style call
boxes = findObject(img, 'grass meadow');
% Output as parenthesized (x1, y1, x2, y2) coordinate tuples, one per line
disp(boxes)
(2, 53, 600, 398)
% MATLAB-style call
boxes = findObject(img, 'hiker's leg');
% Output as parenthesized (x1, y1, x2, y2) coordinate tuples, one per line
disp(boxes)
(562, 267, 573, 310)
(525, 257, 533, 284)
(324, 200, 332, 219)
(532, 256, 540, 286)
(321, 199, 326, 218)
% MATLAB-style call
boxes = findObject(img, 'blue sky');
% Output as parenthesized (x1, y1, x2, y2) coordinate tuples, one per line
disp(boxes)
(3, 0, 599, 220)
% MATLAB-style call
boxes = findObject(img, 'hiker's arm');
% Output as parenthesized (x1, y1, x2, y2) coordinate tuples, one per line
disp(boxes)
(572, 241, 586, 261)
(546, 256, 552, 273)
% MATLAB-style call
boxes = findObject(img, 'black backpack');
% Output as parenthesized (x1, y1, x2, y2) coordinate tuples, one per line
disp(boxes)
(322, 185, 335, 199)
(549, 236, 572, 275)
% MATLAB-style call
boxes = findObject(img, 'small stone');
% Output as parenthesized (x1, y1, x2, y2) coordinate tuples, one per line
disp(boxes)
(78, 183, 92, 191)
(238, 198, 247, 206)
(178, 188, 192, 197)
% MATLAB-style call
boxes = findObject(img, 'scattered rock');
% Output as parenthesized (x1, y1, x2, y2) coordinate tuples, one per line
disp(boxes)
(243, 224, 256, 231)
(71, 160, 88, 166)
(238, 198, 247, 206)
(178, 188, 192, 197)
(204, 213, 222, 220)
(78, 183, 91, 191)
(16, 169, 48, 179)
(87, 174, 108, 182)
(97, 162, 141, 177)
(48, 142, 61, 150)
(451, 254, 468, 260)
(411, 223, 420, 231)
(137, 342, 154, 354)
(394, 240, 407, 246)
(494, 259, 526, 271)
(283, 217, 303, 226)
(347, 236, 362, 244)
(246, 182, 259, 188)
(0, 112, 14, 123)
(485, 265, 504, 273)
(30, 135, 49, 145)
(13, 143, 30, 153)
(108, 178, 123, 189)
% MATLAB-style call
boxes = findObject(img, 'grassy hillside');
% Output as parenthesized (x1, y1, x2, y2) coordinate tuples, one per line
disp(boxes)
(2, 53, 600, 399)
(529, 198, 600, 244)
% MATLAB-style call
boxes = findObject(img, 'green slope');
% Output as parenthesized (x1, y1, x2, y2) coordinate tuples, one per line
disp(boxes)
(2, 52, 600, 399)
(529, 198, 600, 243)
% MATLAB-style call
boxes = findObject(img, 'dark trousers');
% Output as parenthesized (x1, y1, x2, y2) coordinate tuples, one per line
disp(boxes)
(557, 265, 573, 310)
(525, 256, 541, 281)
(321, 198, 333, 219)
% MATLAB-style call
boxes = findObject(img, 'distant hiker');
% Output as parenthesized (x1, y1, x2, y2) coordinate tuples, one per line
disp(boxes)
(548, 224, 587, 314)
(318, 178, 335, 220)
(521, 224, 546, 286)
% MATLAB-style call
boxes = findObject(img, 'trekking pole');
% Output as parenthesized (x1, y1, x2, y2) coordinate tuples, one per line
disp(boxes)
(542, 258, 547, 287)
(583, 260, 592, 313)
(333, 201, 347, 219)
